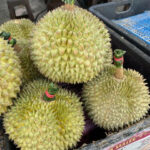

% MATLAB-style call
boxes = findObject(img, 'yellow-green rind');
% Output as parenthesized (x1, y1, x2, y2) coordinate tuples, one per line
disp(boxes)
(0, 19, 42, 84)
(0, 19, 34, 41)
(83, 65, 150, 130)
(31, 5, 112, 84)
(4, 80, 85, 150)
(0, 38, 22, 115)
(17, 40, 42, 84)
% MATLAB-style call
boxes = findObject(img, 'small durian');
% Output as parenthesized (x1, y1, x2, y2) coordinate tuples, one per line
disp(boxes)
(0, 36, 22, 115)
(31, 0, 112, 84)
(4, 80, 85, 150)
(0, 22, 41, 83)
(83, 49, 150, 130)
(0, 19, 34, 41)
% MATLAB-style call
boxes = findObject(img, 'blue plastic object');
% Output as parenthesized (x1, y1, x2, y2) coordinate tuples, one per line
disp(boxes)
(113, 11, 150, 45)
(89, 0, 150, 56)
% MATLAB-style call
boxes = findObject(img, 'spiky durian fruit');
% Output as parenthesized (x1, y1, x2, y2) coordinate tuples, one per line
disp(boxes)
(83, 65, 150, 130)
(4, 80, 85, 150)
(31, 3, 112, 84)
(0, 38, 22, 115)
(0, 19, 34, 41)
(16, 40, 42, 84)
(0, 19, 40, 83)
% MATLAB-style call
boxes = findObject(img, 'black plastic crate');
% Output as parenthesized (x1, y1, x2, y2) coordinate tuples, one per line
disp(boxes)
(89, 0, 150, 56)
(3, 27, 150, 150)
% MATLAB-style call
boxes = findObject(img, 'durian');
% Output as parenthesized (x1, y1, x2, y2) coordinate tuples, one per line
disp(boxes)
(0, 19, 34, 41)
(0, 20, 41, 83)
(0, 38, 22, 115)
(16, 40, 42, 83)
(31, 0, 112, 84)
(4, 80, 85, 150)
(83, 49, 150, 130)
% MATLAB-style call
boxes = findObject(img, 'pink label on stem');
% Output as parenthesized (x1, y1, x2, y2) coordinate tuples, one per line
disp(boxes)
(45, 91, 55, 98)
(114, 56, 124, 62)
(8, 37, 11, 41)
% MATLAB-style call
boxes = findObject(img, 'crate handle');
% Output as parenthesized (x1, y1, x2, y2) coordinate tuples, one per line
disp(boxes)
(112, 0, 133, 14)
(89, 0, 135, 19)
(115, 3, 131, 14)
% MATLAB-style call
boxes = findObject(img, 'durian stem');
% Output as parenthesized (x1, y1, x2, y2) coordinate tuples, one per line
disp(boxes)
(14, 44, 21, 52)
(115, 67, 124, 79)
(0, 31, 16, 47)
(114, 49, 126, 80)
(62, 0, 75, 10)
(63, 4, 75, 10)
(62, 0, 75, 5)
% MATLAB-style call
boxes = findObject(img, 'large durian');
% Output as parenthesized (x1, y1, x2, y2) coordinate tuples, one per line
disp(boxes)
(0, 38, 22, 115)
(4, 80, 85, 150)
(31, 0, 112, 84)
(0, 19, 34, 41)
(83, 49, 150, 130)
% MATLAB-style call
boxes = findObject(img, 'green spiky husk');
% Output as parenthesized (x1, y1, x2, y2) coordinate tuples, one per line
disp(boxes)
(4, 80, 85, 150)
(0, 19, 34, 41)
(31, 5, 112, 84)
(17, 40, 42, 84)
(83, 65, 150, 130)
(0, 38, 22, 115)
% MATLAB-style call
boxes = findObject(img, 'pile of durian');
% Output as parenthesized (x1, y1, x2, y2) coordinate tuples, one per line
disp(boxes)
(0, 0, 150, 149)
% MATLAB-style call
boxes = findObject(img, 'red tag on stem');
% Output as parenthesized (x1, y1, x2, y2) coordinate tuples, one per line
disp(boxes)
(45, 91, 55, 98)
(8, 37, 12, 41)
(114, 56, 124, 64)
